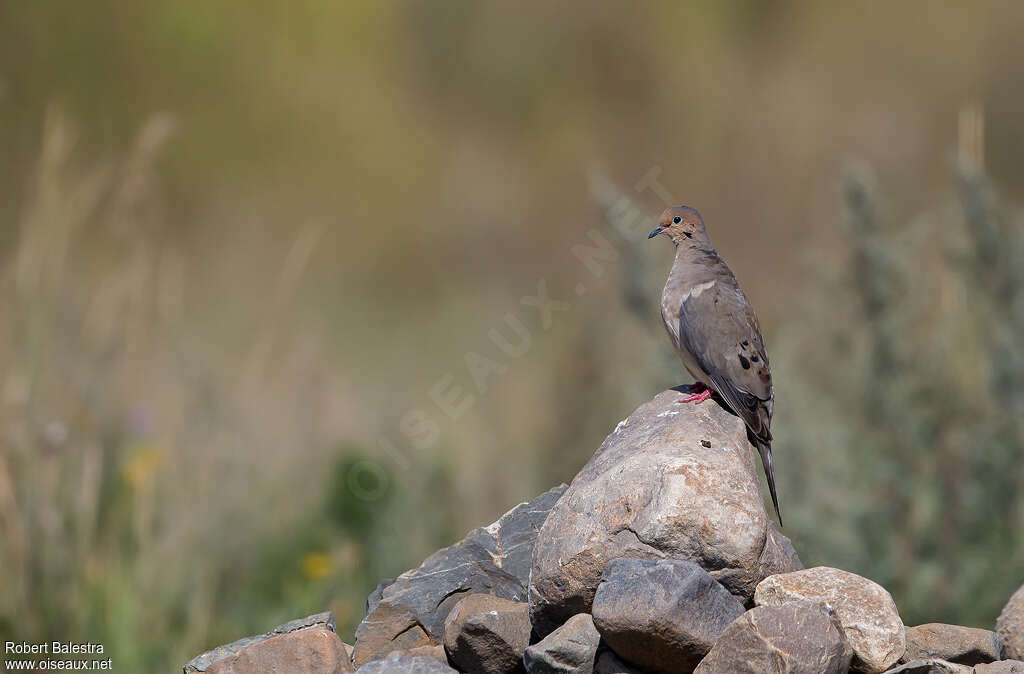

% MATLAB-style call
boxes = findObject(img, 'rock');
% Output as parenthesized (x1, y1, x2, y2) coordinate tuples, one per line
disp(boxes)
(591, 558, 745, 673)
(998, 584, 1024, 660)
(354, 485, 566, 665)
(593, 647, 644, 674)
(366, 578, 396, 615)
(882, 659, 973, 673)
(183, 612, 351, 673)
(976, 661, 1024, 673)
(529, 391, 801, 635)
(902, 623, 1003, 665)
(461, 484, 569, 585)
(523, 614, 601, 674)
(355, 653, 458, 673)
(389, 645, 448, 662)
(755, 566, 905, 673)
(354, 604, 436, 666)
(442, 594, 531, 674)
(694, 602, 853, 674)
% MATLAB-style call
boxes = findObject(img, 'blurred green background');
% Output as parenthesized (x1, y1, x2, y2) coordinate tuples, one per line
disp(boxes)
(3, 1, 1024, 671)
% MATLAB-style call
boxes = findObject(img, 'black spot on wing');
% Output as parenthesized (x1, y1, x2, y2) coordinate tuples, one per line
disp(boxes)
(738, 354, 751, 369)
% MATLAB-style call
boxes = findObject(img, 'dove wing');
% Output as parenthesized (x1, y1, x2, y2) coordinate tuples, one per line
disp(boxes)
(677, 280, 774, 442)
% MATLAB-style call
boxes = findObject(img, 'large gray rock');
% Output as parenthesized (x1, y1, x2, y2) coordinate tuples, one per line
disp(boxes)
(354, 485, 566, 665)
(183, 612, 351, 673)
(755, 566, 905, 673)
(591, 557, 745, 673)
(356, 653, 457, 673)
(903, 623, 1003, 665)
(529, 391, 802, 635)
(694, 602, 853, 674)
(461, 485, 569, 585)
(999, 584, 1024, 660)
(882, 660, 973, 673)
(976, 661, 1024, 673)
(523, 614, 601, 674)
(442, 594, 531, 674)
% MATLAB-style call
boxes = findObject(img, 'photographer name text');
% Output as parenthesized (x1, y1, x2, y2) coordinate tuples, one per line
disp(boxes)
(6, 642, 104, 656)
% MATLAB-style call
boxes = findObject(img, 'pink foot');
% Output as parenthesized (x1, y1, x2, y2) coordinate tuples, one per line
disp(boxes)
(678, 384, 713, 404)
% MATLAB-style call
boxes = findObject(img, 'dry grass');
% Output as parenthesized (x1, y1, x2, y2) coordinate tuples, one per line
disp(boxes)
(1, 109, 366, 669)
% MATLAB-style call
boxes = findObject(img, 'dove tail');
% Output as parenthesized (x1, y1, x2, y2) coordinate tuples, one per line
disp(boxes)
(756, 439, 783, 527)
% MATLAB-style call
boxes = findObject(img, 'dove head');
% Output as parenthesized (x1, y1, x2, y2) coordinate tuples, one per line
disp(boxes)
(648, 206, 710, 247)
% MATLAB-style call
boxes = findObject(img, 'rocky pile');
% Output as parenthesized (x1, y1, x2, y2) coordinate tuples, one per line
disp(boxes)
(184, 390, 1024, 674)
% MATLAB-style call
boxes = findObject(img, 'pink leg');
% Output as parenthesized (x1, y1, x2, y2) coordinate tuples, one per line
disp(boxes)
(678, 383, 713, 404)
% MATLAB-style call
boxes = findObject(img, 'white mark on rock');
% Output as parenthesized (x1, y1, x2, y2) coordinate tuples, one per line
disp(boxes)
(656, 410, 679, 418)
(613, 419, 628, 433)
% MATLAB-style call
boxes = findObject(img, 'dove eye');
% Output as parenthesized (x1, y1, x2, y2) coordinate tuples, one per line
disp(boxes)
(672, 216, 682, 224)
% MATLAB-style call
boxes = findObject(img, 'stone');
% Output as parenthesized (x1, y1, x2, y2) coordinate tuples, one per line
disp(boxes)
(354, 485, 566, 665)
(183, 612, 351, 673)
(694, 602, 853, 674)
(593, 647, 643, 674)
(366, 578, 396, 615)
(523, 613, 601, 674)
(389, 645, 448, 662)
(355, 653, 458, 673)
(591, 558, 745, 673)
(976, 661, 1024, 673)
(442, 594, 531, 674)
(528, 391, 801, 635)
(354, 604, 435, 666)
(902, 623, 1003, 665)
(755, 566, 905, 673)
(461, 484, 569, 585)
(882, 659, 973, 673)
(998, 584, 1024, 660)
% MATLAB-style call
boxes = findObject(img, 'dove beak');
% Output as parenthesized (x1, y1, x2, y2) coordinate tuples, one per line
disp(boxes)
(647, 226, 665, 239)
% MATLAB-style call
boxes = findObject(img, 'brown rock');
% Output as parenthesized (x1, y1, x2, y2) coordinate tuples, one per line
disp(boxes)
(903, 623, 1003, 665)
(755, 567, 905, 673)
(529, 391, 802, 635)
(443, 594, 531, 674)
(184, 612, 351, 673)
(391, 645, 447, 663)
(694, 602, 853, 674)
(998, 584, 1024, 660)
(976, 661, 1024, 673)
(353, 604, 433, 666)
(204, 629, 349, 674)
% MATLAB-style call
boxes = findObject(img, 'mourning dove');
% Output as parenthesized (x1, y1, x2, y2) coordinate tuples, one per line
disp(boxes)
(648, 206, 782, 525)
